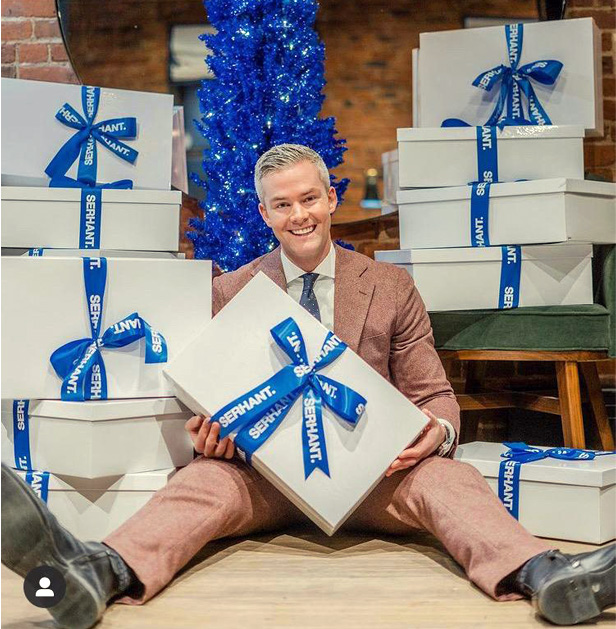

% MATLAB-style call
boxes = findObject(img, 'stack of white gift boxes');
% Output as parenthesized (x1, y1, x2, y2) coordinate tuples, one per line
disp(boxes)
(376, 18, 616, 543)
(376, 17, 615, 312)
(1, 78, 212, 541)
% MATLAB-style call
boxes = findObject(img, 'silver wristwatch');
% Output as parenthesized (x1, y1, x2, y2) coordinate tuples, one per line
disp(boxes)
(436, 419, 456, 457)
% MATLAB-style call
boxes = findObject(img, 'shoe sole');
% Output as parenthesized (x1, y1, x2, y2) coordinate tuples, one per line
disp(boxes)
(1, 466, 104, 629)
(535, 555, 615, 625)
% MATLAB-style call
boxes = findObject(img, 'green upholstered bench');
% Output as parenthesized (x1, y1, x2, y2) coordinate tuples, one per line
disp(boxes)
(430, 245, 615, 450)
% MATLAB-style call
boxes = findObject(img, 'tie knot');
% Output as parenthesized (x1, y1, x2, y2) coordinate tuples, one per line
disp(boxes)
(301, 273, 319, 292)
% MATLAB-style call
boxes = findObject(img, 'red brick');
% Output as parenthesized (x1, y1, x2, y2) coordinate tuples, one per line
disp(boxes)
(32, 18, 61, 39)
(567, 0, 598, 7)
(1, 43, 16, 63)
(17, 42, 48, 63)
(1, 19, 33, 41)
(604, 97, 616, 121)
(602, 32, 613, 52)
(605, 77, 616, 98)
(2, 0, 56, 18)
(18, 64, 78, 83)
(49, 42, 68, 61)
(603, 54, 614, 76)
(577, 8, 616, 29)
(1, 64, 16, 78)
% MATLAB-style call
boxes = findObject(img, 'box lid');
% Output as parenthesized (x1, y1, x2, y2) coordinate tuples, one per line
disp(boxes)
(1, 186, 181, 204)
(455, 441, 616, 487)
(1, 397, 191, 421)
(1, 249, 183, 259)
(397, 125, 585, 143)
(16, 467, 177, 491)
(375, 243, 593, 265)
(397, 178, 616, 205)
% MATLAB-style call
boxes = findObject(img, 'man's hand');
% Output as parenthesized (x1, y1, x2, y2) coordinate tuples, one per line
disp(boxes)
(385, 409, 445, 477)
(184, 414, 235, 459)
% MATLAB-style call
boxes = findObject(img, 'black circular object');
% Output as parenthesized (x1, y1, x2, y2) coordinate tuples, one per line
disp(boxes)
(23, 566, 66, 609)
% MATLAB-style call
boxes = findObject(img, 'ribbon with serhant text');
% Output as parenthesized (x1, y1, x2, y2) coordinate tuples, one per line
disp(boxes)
(498, 442, 616, 519)
(210, 317, 367, 479)
(45, 85, 138, 186)
(49, 257, 167, 401)
(12, 400, 50, 503)
(498, 245, 521, 309)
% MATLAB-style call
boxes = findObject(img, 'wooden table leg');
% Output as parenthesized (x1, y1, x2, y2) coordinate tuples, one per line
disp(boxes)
(580, 362, 615, 451)
(556, 361, 586, 448)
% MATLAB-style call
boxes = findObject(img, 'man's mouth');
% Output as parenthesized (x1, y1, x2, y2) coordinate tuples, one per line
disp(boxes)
(289, 225, 316, 237)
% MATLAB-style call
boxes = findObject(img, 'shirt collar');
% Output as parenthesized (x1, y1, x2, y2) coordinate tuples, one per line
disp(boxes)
(280, 242, 336, 286)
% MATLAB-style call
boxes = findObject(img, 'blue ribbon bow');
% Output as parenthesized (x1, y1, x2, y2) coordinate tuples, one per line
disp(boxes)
(444, 24, 562, 128)
(45, 86, 138, 187)
(50, 257, 168, 401)
(211, 317, 367, 479)
(498, 442, 616, 519)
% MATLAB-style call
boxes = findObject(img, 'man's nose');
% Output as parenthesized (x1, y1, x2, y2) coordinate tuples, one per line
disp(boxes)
(289, 202, 309, 223)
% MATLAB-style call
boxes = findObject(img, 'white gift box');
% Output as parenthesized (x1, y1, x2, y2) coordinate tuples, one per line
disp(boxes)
(381, 149, 399, 215)
(455, 442, 615, 544)
(1, 249, 185, 259)
(398, 179, 616, 250)
(172, 106, 189, 194)
(397, 126, 584, 188)
(2, 398, 194, 478)
(375, 243, 593, 312)
(1, 78, 174, 189)
(417, 18, 603, 136)
(163, 273, 429, 535)
(1, 187, 181, 251)
(1, 257, 211, 399)
(16, 468, 176, 542)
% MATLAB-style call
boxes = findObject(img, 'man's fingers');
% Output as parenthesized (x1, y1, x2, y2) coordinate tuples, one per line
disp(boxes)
(214, 435, 229, 458)
(194, 418, 212, 454)
(184, 414, 204, 434)
(224, 438, 235, 459)
(204, 421, 222, 457)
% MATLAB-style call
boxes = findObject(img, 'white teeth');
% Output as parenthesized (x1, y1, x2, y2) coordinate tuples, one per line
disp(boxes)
(291, 226, 315, 235)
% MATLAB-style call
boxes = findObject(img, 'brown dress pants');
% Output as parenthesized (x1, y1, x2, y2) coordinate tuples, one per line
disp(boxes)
(104, 455, 552, 605)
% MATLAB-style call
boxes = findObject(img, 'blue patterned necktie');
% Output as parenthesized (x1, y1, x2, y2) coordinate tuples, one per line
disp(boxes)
(300, 273, 321, 322)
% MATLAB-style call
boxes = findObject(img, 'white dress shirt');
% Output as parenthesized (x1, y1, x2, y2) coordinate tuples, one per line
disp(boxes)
(280, 243, 336, 331)
(279, 242, 455, 456)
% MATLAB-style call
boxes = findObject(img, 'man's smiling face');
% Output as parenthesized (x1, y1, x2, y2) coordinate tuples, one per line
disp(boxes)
(258, 159, 337, 272)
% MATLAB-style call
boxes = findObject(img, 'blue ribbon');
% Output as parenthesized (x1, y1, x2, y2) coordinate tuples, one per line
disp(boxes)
(45, 86, 138, 186)
(498, 245, 521, 309)
(12, 400, 50, 504)
(49, 257, 168, 401)
(28, 248, 44, 256)
(211, 317, 367, 479)
(498, 442, 616, 519)
(470, 182, 492, 248)
(443, 24, 562, 128)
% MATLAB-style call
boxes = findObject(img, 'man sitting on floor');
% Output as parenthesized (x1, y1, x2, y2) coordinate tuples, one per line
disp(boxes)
(3, 144, 615, 629)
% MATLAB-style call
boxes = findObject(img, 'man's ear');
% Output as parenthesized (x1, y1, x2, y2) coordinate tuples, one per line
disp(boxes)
(328, 186, 338, 215)
(258, 203, 272, 227)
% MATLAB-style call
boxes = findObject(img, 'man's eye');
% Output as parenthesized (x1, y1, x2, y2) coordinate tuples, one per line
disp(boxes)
(305, 196, 316, 202)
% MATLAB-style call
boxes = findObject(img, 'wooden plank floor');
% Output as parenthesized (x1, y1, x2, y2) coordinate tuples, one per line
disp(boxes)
(2, 528, 615, 628)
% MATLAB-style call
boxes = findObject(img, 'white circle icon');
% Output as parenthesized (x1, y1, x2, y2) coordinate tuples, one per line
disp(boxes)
(35, 577, 54, 597)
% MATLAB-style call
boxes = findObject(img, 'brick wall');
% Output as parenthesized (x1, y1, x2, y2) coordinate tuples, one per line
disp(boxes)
(567, 0, 616, 182)
(1, 0, 78, 83)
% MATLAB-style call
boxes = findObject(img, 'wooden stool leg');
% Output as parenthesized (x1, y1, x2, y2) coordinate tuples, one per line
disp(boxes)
(461, 361, 486, 443)
(555, 361, 586, 448)
(580, 362, 615, 451)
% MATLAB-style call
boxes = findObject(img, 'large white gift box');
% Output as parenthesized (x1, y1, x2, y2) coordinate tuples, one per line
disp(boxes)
(163, 273, 429, 535)
(2, 398, 194, 478)
(16, 468, 176, 542)
(1, 187, 181, 251)
(1, 256, 211, 399)
(455, 442, 615, 544)
(417, 18, 603, 136)
(1, 78, 174, 189)
(397, 126, 584, 188)
(1, 249, 184, 259)
(398, 179, 616, 250)
(375, 243, 593, 312)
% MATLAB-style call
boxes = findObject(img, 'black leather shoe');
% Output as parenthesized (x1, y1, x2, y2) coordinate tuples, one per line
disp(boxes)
(516, 546, 616, 625)
(1, 463, 137, 629)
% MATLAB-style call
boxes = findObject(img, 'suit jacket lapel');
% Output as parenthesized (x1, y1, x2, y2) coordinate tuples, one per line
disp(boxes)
(334, 245, 374, 352)
(250, 246, 287, 292)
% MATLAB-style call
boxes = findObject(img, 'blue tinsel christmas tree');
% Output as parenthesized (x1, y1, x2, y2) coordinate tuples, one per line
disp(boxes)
(188, 0, 349, 271)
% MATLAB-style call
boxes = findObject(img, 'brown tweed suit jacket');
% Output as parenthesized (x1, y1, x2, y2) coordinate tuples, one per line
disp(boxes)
(212, 243, 460, 443)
